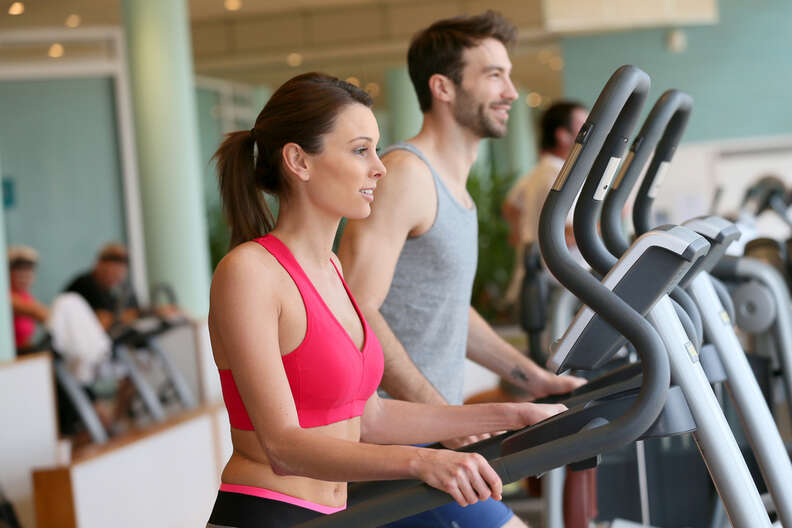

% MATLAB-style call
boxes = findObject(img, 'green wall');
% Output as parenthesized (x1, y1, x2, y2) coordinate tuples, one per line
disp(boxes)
(561, 0, 792, 142)
(0, 77, 126, 303)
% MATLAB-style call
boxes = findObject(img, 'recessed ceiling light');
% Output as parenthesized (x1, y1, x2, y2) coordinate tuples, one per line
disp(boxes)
(8, 2, 24, 15)
(48, 43, 64, 58)
(65, 14, 81, 28)
(286, 52, 302, 67)
(224, 0, 242, 11)
(345, 77, 360, 88)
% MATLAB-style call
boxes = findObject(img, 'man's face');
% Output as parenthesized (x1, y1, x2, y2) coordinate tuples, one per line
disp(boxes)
(95, 260, 128, 290)
(556, 107, 589, 157)
(451, 38, 518, 139)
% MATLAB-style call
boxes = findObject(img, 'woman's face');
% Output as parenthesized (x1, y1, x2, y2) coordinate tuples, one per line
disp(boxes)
(10, 266, 35, 292)
(302, 103, 386, 220)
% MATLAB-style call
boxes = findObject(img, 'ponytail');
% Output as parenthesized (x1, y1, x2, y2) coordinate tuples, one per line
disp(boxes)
(213, 130, 276, 249)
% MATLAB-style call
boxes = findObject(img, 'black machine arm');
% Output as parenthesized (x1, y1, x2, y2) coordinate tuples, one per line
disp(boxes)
(632, 93, 694, 237)
(601, 90, 693, 256)
(537, 63, 669, 478)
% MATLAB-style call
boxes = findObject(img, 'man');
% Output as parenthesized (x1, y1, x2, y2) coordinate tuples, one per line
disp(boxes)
(502, 101, 588, 305)
(64, 242, 139, 330)
(338, 12, 585, 527)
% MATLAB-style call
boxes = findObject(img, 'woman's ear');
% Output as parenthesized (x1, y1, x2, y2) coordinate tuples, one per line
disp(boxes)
(428, 73, 455, 106)
(281, 142, 311, 183)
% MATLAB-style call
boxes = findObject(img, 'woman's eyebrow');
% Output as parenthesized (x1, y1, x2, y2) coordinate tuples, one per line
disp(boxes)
(348, 136, 373, 143)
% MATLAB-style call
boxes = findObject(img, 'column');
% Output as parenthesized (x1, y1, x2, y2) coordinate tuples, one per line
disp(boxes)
(385, 67, 422, 144)
(0, 157, 14, 360)
(121, 0, 211, 316)
(491, 90, 538, 181)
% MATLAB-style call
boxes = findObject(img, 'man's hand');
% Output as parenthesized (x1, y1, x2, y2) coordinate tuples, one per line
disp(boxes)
(441, 433, 493, 449)
(530, 370, 587, 400)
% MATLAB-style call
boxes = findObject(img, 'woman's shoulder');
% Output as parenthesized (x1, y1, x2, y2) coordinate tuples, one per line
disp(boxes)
(212, 240, 284, 292)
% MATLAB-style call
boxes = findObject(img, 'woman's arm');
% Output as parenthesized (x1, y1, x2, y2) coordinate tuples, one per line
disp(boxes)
(10, 293, 49, 322)
(211, 247, 503, 506)
(360, 392, 565, 446)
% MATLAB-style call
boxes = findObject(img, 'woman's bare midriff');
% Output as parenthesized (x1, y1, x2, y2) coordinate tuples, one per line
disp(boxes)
(221, 416, 361, 508)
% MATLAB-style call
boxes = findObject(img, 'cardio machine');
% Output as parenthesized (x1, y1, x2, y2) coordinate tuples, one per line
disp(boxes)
(599, 89, 792, 527)
(293, 66, 706, 528)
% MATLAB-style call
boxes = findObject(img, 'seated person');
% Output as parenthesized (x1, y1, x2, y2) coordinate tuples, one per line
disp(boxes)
(8, 245, 49, 350)
(64, 242, 139, 330)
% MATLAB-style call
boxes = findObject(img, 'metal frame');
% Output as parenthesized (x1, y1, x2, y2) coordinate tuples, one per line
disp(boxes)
(688, 270, 792, 528)
(648, 294, 770, 527)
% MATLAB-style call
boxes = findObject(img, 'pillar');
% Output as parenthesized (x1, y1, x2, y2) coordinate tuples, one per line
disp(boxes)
(491, 90, 538, 181)
(0, 157, 14, 360)
(385, 67, 422, 144)
(121, 0, 211, 316)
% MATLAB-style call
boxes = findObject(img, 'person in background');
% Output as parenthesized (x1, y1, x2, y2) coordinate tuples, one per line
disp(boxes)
(8, 245, 49, 349)
(63, 242, 139, 329)
(502, 101, 588, 305)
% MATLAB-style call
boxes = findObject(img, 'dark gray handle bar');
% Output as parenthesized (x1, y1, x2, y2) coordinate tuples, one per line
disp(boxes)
(632, 92, 694, 236)
(601, 90, 692, 255)
(538, 63, 670, 490)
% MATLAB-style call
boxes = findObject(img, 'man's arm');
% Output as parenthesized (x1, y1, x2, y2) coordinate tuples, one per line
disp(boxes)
(466, 307, 586, 399)
(338, 151, 446, 405)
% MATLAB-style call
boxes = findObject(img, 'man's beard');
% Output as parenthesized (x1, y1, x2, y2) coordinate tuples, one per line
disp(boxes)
(452, 87, 509, 139)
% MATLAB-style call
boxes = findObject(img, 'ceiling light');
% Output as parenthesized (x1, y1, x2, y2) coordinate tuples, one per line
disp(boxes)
(48, 43, 64, 58)
(224, 0, 242, 11)
(65, 14, 81, 28)
(549, 56, 564, 71)
(345, 77, 360, 88)
(526, 92, 542, 108)
(286, 52, 302, 67)
(365, 82, 380, 97)
(8, 2, 24, 15)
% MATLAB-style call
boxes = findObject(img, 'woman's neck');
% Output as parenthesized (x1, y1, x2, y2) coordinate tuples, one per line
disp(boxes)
(269, 201, 341, 270)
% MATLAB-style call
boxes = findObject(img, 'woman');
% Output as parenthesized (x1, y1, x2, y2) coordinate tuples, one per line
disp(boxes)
(207, 73, 566, 527)
(8, 245, 49, 349)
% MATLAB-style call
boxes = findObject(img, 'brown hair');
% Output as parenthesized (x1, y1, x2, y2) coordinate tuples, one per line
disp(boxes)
(213, 72, 372, 248)
(540, 101, 587, 150)
(407, 10, 517, 113)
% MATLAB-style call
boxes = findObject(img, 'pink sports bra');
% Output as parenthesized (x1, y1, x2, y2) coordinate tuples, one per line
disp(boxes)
(218, 234, 384, 429)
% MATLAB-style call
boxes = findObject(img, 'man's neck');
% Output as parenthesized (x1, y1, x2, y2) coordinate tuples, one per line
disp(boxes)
(407, 111, 481, 186)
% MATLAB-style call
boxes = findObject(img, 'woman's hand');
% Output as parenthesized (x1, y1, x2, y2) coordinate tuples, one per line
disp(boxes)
(410, 449, 503, 507)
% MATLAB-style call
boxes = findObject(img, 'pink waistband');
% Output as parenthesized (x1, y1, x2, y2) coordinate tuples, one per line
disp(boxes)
(219, 483, 346, 515)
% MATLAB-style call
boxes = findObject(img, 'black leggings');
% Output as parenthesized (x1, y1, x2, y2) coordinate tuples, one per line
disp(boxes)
(207, 491, 327, 528)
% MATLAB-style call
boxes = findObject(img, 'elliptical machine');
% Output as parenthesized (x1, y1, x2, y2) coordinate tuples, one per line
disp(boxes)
(295, 65, 692, 528)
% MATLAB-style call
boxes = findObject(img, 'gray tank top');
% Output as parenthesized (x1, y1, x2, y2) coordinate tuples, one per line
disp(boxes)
(379, 142, 478, 405)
